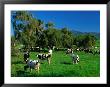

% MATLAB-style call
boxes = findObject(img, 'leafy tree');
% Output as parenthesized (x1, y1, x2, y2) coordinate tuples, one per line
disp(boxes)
(74, 34, 96, 48)
(45, 21, 54, 29)
(61, 27, 74, 48)
(83, 34, 96, 48)
(11, 11, 98, 52)
(11, 11, 44, 49)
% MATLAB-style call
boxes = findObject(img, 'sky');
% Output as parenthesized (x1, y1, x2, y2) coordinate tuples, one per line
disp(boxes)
(30, 11, 100, 32)
(11, 11, 100, 35)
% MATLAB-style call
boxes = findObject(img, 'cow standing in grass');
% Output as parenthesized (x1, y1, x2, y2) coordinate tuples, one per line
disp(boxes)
(24, 51, 30, 63)
(93, 49, 100, 55)
(66, 48, 73, 54)
(37, 49, 52, 65)
(48, 49, 52, 57)
(24, 59, 40, 73)
(70, 53, 80, 64)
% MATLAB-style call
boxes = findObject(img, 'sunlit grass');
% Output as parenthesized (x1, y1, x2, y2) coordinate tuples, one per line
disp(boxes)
(11, 51, 100, 77)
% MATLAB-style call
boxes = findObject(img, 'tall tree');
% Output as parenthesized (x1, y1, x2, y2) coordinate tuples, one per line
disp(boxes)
(11, 11, 43, 48)
(45, 21, 54, 29)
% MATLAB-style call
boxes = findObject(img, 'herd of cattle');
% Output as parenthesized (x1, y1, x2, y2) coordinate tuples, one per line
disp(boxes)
(23, 48, 53, 73)
(75, 47, 100, 55)
(21, 46, 100, 73)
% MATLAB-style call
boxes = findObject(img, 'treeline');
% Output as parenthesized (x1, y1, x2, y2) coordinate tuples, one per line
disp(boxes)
(11, 11, 97, 50)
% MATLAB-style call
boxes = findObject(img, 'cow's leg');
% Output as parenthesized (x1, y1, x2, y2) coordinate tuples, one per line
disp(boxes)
(30, 67, 32, 72)
(77, 58, 79, 62)
(74, 59, 77, 64)
(38, 59, 41, 63)
(35, 63, 40, 73)
(49, 59, 50, 65)
(76, 60, 78, 64)
(48, 57, 51, 65)
(37, 66, 39, 73)
(72, 59, 75, 64)
(72, 61, 74, 64)
(31, 68, 32, 72)
(37, 63, 40, 73)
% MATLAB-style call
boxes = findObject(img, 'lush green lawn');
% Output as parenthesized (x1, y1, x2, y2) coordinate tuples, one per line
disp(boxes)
(11, 51, 100, 77)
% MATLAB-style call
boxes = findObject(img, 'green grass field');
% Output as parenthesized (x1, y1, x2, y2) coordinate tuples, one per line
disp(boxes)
(11, 51, 100, 77)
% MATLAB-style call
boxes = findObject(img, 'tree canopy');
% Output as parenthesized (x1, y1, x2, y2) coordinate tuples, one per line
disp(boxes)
(11, 11, 98, 51)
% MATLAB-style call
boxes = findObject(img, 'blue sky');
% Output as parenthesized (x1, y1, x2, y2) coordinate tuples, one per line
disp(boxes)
(11, 11, 100, 35)
(30, 11, 100, 32)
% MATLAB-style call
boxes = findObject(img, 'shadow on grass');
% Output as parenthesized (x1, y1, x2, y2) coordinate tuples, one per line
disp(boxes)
(12, 61, 24, 64)
(13, 70, 80, 77)
(40, 62, 44, 64)
(60, 61, 71, 65)
(16, 70, 26, 77)
(15, 70, 39, 77)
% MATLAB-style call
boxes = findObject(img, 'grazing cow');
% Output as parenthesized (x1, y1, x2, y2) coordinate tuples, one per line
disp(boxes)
(70, 54, 79, 64)
(84, 48, 94, 54)
(23, 51, 30, 63)
(24, 59, 40, 73)
(37, 53, 52, 65)
(66, 48, 73, 54)
(75, 47, 84, 52)
(89, 50, 93, 54)
(93, 49, 100, 55)
(84, 48, 91, 53)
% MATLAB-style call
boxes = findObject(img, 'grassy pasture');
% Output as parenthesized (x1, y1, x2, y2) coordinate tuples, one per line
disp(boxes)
(11, 51, 100, 77)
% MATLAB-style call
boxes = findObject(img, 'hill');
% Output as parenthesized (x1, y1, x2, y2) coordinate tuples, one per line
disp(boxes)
(71, 30, 100, 39)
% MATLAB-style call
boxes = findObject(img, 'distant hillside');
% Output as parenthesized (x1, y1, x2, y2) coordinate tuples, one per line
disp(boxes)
(71, 30, 100, 39)
(86, 32, 100, 39)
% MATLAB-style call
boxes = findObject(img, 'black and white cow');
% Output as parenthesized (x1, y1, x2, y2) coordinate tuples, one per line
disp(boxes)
(37, 49, 52, 63)
(66, 48, 73, 54)
(93, 49, 100, 55)
(37, 53, 51, 65)
(70, 54, 80, 64)
(23, 51, 30, 63)
(24, 59, 40, 73)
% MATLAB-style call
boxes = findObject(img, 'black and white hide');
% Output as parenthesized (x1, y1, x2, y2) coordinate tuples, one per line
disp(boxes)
(66, 49, 73, 54)
(48, 49, 52, 56)
(70, 54, 79, 64)
(66, 48, 73, 54)
(23, 51, 30, 63)
(24, 59, 40, 73)
(37, 53, 51, 65)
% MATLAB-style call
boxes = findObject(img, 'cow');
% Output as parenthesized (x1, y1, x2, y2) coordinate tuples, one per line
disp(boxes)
(48, 49, 52, 57)
(93, 49, 100, 55)
(70, 54, 80, 64)
(24, 59, 40, 73)
(23, 51, 30, 63)
(66, 48, 73, 54)
(37, 53, 52, 65)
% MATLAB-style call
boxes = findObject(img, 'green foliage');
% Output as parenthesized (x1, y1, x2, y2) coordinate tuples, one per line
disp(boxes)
(11, 11, 99, 50)
(45, 21, 54, 29)
(11, 43, 20, 57)
(74, 34, 96, 48)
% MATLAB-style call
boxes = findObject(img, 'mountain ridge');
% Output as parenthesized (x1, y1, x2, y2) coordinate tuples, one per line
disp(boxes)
(71, 30, 100, 39)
